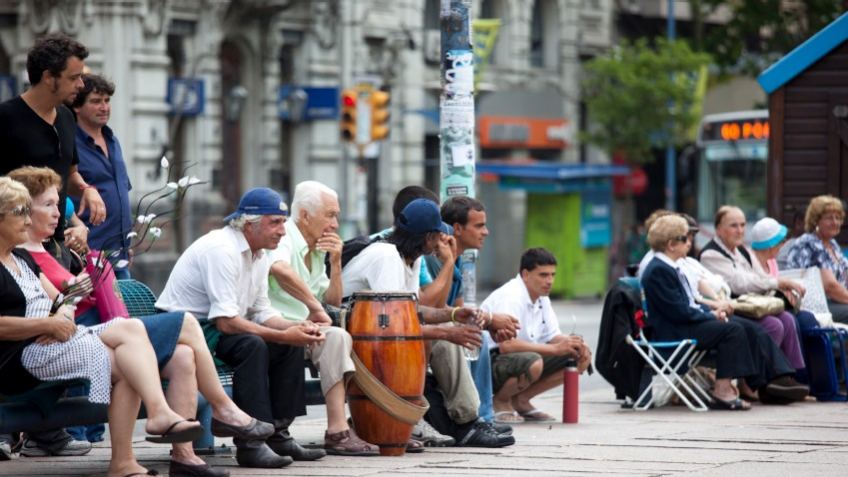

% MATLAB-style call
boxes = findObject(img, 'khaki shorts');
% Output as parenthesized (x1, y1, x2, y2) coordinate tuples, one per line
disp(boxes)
(491, 351, 572, 393)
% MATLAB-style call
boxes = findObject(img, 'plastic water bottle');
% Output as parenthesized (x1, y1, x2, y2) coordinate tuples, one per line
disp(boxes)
(461, 303, 480, 361)
(562, 361, 579, 423)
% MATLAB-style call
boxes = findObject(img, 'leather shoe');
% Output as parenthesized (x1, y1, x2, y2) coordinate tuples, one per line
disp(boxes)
(267, 434, 326, 461)
(211, 417, 274, 440)
(764, 376, 809, 402)
(456, 421, 515, 448)
(235, 443, 292, 468)
(169, 460, 230, 477)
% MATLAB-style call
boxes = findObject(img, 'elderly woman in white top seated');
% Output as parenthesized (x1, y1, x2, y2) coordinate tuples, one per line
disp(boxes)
(700, 206, 806, 371)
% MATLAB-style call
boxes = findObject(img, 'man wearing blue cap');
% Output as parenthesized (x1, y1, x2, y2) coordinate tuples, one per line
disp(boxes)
(341, 198, 516, 448)
(157, 187, 327, 469)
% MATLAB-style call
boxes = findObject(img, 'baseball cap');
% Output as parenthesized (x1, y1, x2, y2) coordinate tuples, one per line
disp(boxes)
(224, 187, 288, 222)
(395, 198, 452, 235)
(750, 217, 787, 251)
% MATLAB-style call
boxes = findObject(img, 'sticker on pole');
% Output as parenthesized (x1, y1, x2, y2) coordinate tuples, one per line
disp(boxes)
(444, 50, 474, 96)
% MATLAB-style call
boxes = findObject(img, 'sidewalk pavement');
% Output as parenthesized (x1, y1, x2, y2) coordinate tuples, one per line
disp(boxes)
(4, 386, 848, 476)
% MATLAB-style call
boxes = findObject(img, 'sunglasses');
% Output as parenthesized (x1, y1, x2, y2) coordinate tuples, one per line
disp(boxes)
(2, 205, 31, 217)
(673, 235, 690, 243)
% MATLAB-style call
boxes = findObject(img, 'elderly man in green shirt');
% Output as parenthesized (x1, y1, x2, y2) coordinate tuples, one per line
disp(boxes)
(267, 180, 378, 456)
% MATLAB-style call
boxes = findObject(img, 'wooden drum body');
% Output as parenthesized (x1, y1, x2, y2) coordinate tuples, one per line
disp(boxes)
(347, 291, 425, 456)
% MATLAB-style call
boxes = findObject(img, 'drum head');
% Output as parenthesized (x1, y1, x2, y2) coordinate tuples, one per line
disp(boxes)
(350, 291, 417, 302)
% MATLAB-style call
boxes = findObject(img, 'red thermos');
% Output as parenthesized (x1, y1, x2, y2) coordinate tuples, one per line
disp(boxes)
(562, 365, 579, 423)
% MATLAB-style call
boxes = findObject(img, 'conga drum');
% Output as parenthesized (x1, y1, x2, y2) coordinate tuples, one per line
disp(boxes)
(346, 291, 426, 456)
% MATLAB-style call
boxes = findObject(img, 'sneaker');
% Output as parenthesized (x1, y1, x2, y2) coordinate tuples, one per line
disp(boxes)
(485, 421, 513, 436)
(0, 440, 11, 461)
(456, 421, 515, 448)
(411, 420, 455, 447)
(20, 438, 92, 457)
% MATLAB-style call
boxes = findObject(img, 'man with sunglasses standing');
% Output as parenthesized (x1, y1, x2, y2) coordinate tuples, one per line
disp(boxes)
(0, 32, 106, 461)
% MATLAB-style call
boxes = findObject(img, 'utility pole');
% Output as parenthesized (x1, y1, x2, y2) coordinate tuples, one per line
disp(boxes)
(665, 0, 677, 211)
(439, 0, 478, 304)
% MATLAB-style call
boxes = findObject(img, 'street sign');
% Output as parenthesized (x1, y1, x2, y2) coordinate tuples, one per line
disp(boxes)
(167, 78, 205, 116)
(278, 85, 340, 120)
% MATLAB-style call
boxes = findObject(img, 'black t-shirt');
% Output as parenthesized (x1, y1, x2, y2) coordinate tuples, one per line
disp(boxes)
(0, 249, 43, 395)
(0, 97, 79, 241)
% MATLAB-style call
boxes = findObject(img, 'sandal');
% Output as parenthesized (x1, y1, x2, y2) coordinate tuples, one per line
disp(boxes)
(406, 438, 425, 454)
(145, 419, 204, 444)
(518, 409, 556, 422)
(324, 428, 379, 456)
(708, 395, 751, 411)
(123, 469, 159, 477)
(493, 411, 524, 424)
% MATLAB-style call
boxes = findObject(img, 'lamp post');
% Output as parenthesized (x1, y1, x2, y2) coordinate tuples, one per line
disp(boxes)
(665, 0, 676, 211)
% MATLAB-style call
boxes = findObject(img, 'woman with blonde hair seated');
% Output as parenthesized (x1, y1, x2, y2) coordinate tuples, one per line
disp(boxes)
(786, 195, 848, 323)
(640, 215, 756, 410)
(0, 174, 271, 477)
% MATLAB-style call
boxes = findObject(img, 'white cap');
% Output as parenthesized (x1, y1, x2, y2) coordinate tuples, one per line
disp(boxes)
(750, 217, 788, 251)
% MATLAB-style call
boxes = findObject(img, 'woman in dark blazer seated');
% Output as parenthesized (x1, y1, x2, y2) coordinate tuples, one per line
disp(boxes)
(641, 215, 758, 410)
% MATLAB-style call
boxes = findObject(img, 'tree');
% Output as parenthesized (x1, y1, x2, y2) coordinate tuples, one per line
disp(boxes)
(702, 0, 845, 74)
(581, 38, 711, 164)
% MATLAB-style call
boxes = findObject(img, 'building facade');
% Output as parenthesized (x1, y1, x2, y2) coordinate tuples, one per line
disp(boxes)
(0, 0, 612, 290)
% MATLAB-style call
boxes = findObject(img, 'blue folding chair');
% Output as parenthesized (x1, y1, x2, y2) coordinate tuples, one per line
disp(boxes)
(619, 277, 710, 412)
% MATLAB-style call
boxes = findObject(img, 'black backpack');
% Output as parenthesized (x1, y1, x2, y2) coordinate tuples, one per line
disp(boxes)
(325, 235, 384, 277)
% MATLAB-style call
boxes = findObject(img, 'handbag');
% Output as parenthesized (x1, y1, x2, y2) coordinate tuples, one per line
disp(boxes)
(732, 293, 785, 319)
(84, 250, 130, 323)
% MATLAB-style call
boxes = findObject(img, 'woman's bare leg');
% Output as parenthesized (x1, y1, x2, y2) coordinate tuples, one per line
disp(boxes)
(98, 319, 198, 435)
(175, 314, 251, 426)
(161, 344, 206, 466)
(105, 348, 146, 477)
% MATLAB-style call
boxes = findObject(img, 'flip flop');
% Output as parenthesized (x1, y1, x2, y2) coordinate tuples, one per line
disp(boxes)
(493, 411, 524, 424)
(518, 409, 556, 422)
(123, 469, 159, 477)
(708, 395, 751, 411)
(145, 419, 205, 444)
(406, 438, 425, 454)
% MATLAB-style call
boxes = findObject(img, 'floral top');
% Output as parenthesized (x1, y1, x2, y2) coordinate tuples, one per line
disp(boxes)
(786, 233, 848, 287)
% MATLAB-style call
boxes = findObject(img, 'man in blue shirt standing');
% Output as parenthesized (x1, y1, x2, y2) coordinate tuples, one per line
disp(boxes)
(71, 74, 133, 278)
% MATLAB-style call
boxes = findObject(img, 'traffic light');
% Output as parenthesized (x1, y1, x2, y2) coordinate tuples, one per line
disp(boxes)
(370, 90, 390, 141)
(340, 89, 358, 143)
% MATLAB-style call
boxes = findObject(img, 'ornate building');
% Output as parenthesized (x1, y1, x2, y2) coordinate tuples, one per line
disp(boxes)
(0, 0, 613, 289)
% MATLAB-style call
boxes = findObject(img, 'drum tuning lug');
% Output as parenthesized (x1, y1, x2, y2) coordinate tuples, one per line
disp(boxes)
(379, 313, 390, 328)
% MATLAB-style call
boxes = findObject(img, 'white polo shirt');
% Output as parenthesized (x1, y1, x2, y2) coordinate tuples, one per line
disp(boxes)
(156, 226, 279, 324)
(341, 242, 421, 298)
(480, 274, 561, 350)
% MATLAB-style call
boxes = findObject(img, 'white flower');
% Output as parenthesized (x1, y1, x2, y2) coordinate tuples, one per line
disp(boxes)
(145, 213, 157, 223)
(127, 231, 138, 239)
(177, 176, 202, 188)
(137, 215, 146, 224)
(166, 182, 178, 190)
(115, 260, 129, 268)
(150, 227, 163, 239)
(160, 156, 170, 169)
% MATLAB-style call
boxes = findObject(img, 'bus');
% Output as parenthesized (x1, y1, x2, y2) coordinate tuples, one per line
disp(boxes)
(695, 110, 769, 236)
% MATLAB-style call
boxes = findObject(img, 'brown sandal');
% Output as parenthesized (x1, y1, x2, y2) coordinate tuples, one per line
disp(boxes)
(324, 428, 380, 456)
(406, 437, 425, 453)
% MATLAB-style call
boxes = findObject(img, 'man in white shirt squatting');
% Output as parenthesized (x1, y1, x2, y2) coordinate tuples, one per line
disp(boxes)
(481, 247, 592, 424)
(156, 188, 326, 469)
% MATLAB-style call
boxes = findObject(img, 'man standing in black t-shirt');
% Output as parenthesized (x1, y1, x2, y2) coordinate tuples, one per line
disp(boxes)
(0, 32, 105, 461)
(0, 32, 105, 254)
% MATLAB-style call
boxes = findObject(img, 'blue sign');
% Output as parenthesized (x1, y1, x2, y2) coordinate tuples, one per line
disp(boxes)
(167, 78, 205, 116)
(580, 189, 612, 248)
(278, 85, 339, 121)
(0, 76, 16, 102)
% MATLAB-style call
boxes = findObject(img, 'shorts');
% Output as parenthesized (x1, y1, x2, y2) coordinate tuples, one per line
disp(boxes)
(491, 350, 571, 393)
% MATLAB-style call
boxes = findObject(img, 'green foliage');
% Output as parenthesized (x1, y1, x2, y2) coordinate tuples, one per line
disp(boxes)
(581, 38, 711, 164)
(701, 0, 844, 74)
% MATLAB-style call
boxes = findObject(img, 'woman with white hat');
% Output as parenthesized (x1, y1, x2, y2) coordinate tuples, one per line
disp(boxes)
(750, 218, 819, 332)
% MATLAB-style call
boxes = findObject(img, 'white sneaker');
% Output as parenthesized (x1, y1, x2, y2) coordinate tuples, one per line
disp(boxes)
(20, 438, 91, 457)
(0, 440, 11, 460)
(411, 419, 455, 447)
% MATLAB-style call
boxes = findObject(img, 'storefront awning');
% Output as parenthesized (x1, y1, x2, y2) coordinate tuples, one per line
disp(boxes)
(476, 161, 629, 193)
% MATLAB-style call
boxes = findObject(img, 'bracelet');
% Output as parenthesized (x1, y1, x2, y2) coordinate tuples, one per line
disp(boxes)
(450, 306, 459, 323)
(486, 311, 493, 328)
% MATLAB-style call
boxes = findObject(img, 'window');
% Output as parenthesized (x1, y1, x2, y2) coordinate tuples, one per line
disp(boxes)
(529, 0, 560, 69)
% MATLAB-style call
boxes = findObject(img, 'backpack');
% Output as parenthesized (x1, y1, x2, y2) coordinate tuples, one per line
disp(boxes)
(325, 235, 383, 278)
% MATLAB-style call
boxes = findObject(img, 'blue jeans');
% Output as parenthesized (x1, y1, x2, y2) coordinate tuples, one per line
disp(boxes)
(469, 333, 494, 422)
(66, 308, 106, 442)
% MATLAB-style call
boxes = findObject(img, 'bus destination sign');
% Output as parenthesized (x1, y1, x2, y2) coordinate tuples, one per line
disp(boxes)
(702, 118, 770, 142)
